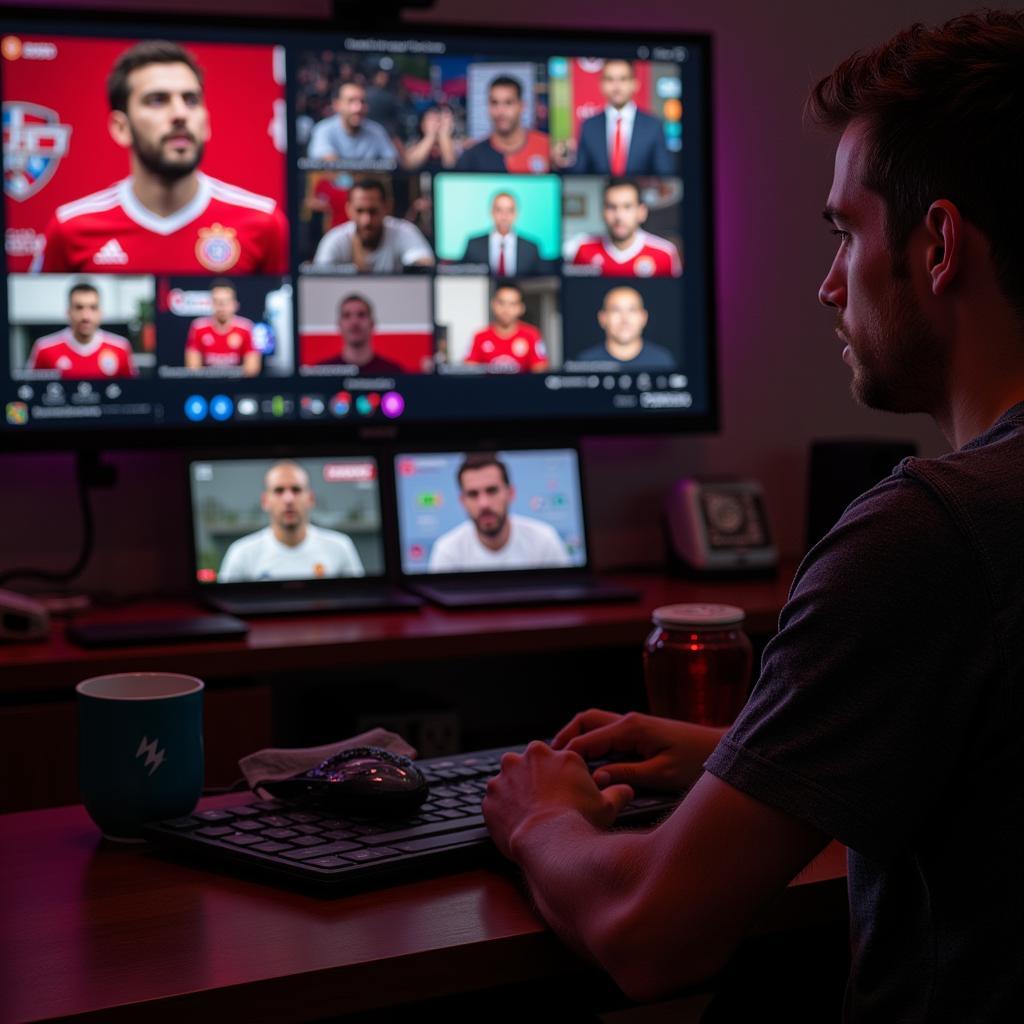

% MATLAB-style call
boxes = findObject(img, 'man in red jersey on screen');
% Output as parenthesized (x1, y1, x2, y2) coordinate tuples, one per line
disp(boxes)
(32, 40, 287, 275)
(184, 280, 261, 375)
(566, 179, 681, 277)
(465, 282, 549, 373)
(25, 281, 137, 378)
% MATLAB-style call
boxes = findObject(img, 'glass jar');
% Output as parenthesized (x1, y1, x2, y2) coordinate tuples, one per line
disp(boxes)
(643, 603, 753, 725)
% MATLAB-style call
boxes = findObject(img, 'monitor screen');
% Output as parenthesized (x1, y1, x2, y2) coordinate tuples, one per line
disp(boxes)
(395, 447, 587, 575)
(189, 454, 384, 585)
(1, 18, 714, 447)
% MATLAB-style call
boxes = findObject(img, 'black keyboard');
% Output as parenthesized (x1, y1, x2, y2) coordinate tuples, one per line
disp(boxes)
(143, 745, 678, 891)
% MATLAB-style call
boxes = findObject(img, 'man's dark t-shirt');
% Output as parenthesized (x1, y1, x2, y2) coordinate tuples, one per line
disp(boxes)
(705, 403, 1024, 1022)
(318, 353, 404, 375)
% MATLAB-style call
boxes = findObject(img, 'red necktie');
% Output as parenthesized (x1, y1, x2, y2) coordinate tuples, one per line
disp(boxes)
(611, 114, 626, 176)
(497, 240, 506, 277)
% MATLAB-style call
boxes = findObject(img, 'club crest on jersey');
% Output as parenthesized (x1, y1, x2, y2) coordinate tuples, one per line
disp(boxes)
(634, 255, 656, 277)
(99, 351, 120, 376)
(227, 331, 242, 349)
(195, 223, 240, 272)
(3, 102, 72, 202)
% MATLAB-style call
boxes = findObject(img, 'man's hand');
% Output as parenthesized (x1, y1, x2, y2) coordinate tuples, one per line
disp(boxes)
(483, 740, 633, 861)
(553, 708, 727, 794)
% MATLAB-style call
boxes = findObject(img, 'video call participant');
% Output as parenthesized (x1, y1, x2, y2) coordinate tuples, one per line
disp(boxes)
(560, 59, 673, 176)
(34, 41, 288, 275)
(461, 192, 548, 275)
(313, 178, 434, 272)
(485, 13, 1024, 1019)
(184, 280, 261, 375)
(566, 179, 681, 277)
(402, 106, 458, 172)
(573, 286, 675, 368)
(316, 293, 404, 375)
(307, 81, 398, 164)
(455, 76, 550, 174)
(428, 453, 570, 571)
(25, 282, 137, 378)
(465, 283, 549, 373)
(218, 461, 365, 582)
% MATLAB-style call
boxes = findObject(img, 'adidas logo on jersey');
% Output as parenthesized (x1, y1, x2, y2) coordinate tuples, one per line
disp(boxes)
(93, 238, 129, 265)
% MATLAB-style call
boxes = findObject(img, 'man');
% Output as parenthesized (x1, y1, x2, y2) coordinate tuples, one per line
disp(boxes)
(429, 453, 570, 571)
(34, 41, 287, 274)
(313, 178, 433, 272)
(484, 13, 1024, 1019)
(307, 81, 398, 164)
(465, 283, 548, 373)
(565, 60, 673, 176)
(183, 280, 261, 375)
(455, 76, 549, 174)
(460, 192, 548, 276)
(317, 293, 403, 375)
(218, 461, 364, 582)
(565, 179, 681, 277)
(25, 282, 137, 378)
(571, 286, 674, 368)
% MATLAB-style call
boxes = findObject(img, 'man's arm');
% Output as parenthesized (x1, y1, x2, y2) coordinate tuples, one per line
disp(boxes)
(484, 745, 827, 1000)
(242, 351, 262, 377)
(313, 225, 350, 265)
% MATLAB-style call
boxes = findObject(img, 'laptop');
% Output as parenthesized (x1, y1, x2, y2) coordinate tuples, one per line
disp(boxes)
(188, 453, 419, 615)
(394, 446, 638, 607)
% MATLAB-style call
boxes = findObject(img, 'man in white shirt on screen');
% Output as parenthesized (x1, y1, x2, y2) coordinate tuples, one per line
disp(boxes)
(218, 461, 364, 582)
(428, 453, 571, 572)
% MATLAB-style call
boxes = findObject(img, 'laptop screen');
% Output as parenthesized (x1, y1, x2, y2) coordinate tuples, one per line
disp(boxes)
(189, 455, 385, 585)
(395, 448, 587, 575)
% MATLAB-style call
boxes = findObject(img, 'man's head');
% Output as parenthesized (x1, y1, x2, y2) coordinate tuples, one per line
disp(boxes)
(491, 192, 518, 236)
(333, 82, 368, 132)
(809, 11, 1024, 413)
(490, 283, 525, 330)
(67, 283, 101, 341)
(209, 280, 238, 326)
(261, 461, 314, 537)
(598, 286, 648, 347)
(345, 178, 389, 249)
(338, 293, 374, 350)
(487, 76, 524, 138)
(602, 180, 647, 243)
(456, 453, 514, 540)
(600, 59, 637, 110)
(107, 41, 208, 181)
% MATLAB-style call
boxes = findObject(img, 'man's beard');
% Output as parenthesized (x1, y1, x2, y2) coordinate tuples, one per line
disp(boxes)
(842, 278, 947, 416)
(132, 127, 204, 182)
(474, 509, 507, 539)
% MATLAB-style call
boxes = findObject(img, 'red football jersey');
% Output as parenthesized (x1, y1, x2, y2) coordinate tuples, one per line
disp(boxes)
(504, 130, 551, 174)
(568, 230, 682, 277)
(313, 178, 350, 228)
(185, 316, 256, 367)
(466, 321, 547, 371)
(26, 327, 137, 378)
(34, 174, 288, 274)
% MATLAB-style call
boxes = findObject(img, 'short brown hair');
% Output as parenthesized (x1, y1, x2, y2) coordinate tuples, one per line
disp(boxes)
(807, 11, 1024, 311)
(108, 40, 204, 113)
(457, 452, 510, 488)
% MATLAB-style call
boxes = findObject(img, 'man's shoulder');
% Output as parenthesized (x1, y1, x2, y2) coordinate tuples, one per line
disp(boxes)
(511, 513, 560, 540)
(54, 181, 126, 225)
(97, 329, 133, 351)
(308, 524, 355, 547)
(204, 175, 279, 216)
(32, 328, 70, 348)
(434, 520, 474, 548)
(580, 111, 606, 132)
(362, 118, 392, 140)
(225, 527, 271, 555)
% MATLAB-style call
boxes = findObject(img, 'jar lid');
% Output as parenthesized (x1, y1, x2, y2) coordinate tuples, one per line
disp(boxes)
(651, 603, 746, 628)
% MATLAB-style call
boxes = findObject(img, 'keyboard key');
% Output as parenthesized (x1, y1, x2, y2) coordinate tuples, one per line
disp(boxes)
(293, 824, 323, 835)
(252, 841, 294, 853)
(231, 820, 265, 833)
(341, 847, 402, 863)
(394, 827, 491, 853)
(196, 825, 235, 838)
(285, 812, 322, 824)
(280, 840, 362, 861)
(194, 809, 235, 822)
(263, 828, 299, 840)
(290, 835, 328, 847)
(305, 856, 348, 868)
(436, 809, 470, 820)
(224, 833, 264, 846)
(361, 815, 485, 846)
(260, 816, 294, 829)
(225, 804, 263, 818)
(322, 829, 358, 840)
(163, 816, 200, 830)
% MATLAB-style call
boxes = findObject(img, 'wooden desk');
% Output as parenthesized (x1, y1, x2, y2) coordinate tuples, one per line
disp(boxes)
(0, 571, 795, 812)
(0, 796, 845, 1023)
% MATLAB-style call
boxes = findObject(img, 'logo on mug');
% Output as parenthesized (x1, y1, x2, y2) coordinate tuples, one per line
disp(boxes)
(136, 735, 167, 775)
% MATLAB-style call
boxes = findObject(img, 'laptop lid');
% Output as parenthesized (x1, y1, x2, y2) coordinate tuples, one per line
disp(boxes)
(394, 447, 590, 578)
(188, 453, 386, 593)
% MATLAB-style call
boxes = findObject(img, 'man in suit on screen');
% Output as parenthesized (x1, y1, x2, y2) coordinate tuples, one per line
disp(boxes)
(459, 192, 549, 275)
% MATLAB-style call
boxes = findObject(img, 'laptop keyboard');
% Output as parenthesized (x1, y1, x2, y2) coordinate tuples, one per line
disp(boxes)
(144, 745, 678, 890)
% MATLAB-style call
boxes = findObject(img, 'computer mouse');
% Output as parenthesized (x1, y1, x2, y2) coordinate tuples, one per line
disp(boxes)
(262, 746, 429, 818)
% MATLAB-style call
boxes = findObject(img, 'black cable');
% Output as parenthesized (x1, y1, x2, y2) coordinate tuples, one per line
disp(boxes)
(0, 452, 106, 588)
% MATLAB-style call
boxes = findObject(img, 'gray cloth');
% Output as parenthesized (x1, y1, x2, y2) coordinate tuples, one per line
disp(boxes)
(568, 342, 675, 369)
(307, 116, 397, 163)
(705, 402, 1024, 1022)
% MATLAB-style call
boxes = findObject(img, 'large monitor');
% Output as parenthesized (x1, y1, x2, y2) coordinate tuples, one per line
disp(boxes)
(1, 15, 715, 449)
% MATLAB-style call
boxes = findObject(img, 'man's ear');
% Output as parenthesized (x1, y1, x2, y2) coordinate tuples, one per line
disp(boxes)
(924, 199, 962, 296)
(108, 110, 132, 150)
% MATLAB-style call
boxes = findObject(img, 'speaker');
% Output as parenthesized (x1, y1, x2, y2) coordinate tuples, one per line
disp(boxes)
(806, 439, 917, 550)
